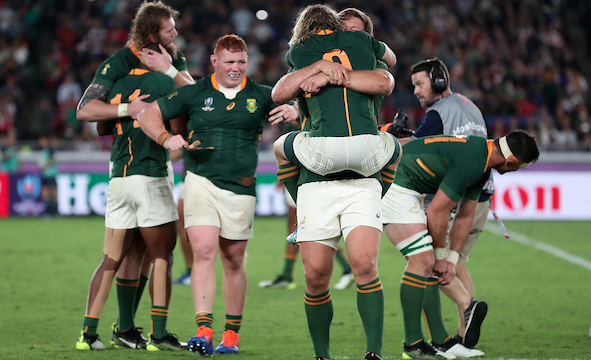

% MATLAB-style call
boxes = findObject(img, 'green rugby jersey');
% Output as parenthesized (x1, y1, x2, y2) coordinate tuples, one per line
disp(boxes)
(286, 30, 385, 137)
(92, 46, 188, 90)
(108, 69, 177, 178)
(394, 135, 493, 202)
(372, 60, 387, 122)
(157, 74, 278, 196)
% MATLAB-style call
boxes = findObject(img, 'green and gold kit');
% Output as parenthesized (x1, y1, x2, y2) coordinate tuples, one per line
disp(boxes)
(394, 135, 493, 202)
(108, 69, 177, 178)
(92, 46, 187, 89)
(157, 74, 278, 196)
(286, 30, 386, 137)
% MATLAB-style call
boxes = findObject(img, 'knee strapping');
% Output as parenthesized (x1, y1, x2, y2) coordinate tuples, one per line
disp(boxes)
(396, 230, 433, 257)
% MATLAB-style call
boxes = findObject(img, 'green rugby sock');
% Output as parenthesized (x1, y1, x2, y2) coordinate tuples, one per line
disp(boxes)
(305, 291, 332, 359)
(400, 272, 427, 345)
(357, 278, 384, 356)
(195, 313, 213, 329)
(151, 306, 168, 339)
(381, 168, 396, 197)
(116, 277, 139, 331)
(82, 315, 99, 336)
(422, 277, 450, 344)
(134, 275, 148, 317)
(281, 252, 297, 279)
(277, 163, 299, 203)
(224, 314, 242, 333)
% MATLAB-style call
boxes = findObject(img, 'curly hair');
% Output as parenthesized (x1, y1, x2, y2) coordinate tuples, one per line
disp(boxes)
(289, 4, 343, 47)
(127, 1, 179, 50)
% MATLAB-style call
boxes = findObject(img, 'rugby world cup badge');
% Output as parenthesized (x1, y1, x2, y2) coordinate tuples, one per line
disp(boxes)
(246, 99, 257, 113)
(202, 97, 214, 111)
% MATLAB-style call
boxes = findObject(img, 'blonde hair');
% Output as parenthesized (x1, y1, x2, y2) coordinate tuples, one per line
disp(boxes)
(127, 1, 179, 49)
(338, 8, 374, 36)
(289, 4, 343, 47)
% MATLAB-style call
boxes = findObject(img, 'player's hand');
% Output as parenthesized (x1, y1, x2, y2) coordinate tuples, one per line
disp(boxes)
(162, 134, 188, 151)
(432, 258, 448, 277)
(315, 59, 351, 86)
(128, 94, 151, 119)
(139, 44, 172, 73)
(268, 104, 299, 125)
(437, 261, 457, 285)
(300, 73, 329, 94)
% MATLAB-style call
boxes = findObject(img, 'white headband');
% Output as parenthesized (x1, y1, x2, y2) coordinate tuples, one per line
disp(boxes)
(499, 136, 531, 168)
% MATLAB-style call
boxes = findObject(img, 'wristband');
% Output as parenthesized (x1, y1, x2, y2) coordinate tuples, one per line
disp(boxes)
(433, 247, 447, 260)
(164, 65, 179, 79)
(447, 250, 460, 265)
(117, 103, 128, 118)
(157, 131, 172, 146)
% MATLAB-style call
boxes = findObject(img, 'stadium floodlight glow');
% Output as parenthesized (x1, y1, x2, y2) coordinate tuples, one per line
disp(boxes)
(256, 10, 268, 20)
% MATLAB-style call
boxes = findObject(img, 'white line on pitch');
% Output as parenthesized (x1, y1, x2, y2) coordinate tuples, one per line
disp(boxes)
(484, 222, 591, 271)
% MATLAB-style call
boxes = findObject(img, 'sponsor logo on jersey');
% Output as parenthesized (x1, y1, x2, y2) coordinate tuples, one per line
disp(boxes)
(101, 63, 110, 75)
(226, 102, 235, 110)
(202, 97, 214, 111)
(167, 91, 178, 99)
(246, 99, 257, 113)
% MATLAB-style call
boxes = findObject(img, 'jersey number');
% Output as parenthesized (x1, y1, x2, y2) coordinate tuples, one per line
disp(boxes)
(322, 49, 352, 69)
(110, 89, 141, 135)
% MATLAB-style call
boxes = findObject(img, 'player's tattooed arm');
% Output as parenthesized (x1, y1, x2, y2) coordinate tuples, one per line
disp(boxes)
(77, 84, 110, 112)
(76, 84, 120, 122)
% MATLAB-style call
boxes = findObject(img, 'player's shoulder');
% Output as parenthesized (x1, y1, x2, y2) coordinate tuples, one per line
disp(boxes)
(103, 47, 136, 65)
(246, 77, 272, 92)
(143, 71, 176, 87)
(244, 78, 274, 104)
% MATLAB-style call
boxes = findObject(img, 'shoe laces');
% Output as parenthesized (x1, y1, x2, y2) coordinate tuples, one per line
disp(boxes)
(221, 330, 239, 347)
(86, 333, 101, 343)
(164, 332, 180, 343)
(196, 325, 213, 340)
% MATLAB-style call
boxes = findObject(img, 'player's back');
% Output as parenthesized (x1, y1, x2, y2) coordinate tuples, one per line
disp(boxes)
(108, 70, 177, 178)
(288, 31, 385, 137)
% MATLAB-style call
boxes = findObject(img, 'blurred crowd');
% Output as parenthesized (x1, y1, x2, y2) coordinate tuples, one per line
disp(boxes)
(1, 0, 591, 161)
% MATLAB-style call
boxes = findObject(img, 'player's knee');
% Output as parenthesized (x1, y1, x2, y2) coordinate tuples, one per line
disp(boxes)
(101, 254, 122, 271)
(396, 230, 435, 271)
(408, 251, 435, 273)
(303, 266, 332, 289)
(273, 135, 288, 160)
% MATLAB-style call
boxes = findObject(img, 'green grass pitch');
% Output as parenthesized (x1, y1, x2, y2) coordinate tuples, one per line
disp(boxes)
(0, 217, 590, 359)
